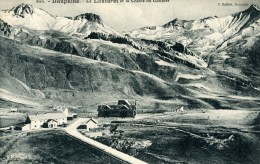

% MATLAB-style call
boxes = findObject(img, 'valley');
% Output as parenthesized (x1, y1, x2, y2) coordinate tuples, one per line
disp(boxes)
(0, 2, 260, 164)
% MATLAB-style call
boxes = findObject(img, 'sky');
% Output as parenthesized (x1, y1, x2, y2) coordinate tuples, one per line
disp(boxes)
(0, 0, 259, 31)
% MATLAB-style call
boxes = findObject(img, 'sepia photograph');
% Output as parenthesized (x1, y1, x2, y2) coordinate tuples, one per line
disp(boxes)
(0, 0, 260, 163)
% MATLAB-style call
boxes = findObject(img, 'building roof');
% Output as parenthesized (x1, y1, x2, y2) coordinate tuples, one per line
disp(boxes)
(47, 119, 58, 123)
(118, 100, 131, 106)
(28, 113, 66, 121)
(98, 105, 112, 111)
(118, 105, 129, 110)
(104, 105, 111, 109)
(86, 117, 98, 124)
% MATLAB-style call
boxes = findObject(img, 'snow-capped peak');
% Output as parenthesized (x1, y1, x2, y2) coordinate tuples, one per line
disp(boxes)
(163, 18, 186, 28)
(74, 13, 103, 24)
(11, 3, 34, 17)
(0, 4, 119, 36)
(0, 3, 56, 30)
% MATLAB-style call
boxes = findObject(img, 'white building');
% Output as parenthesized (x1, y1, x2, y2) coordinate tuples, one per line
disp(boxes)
(86, 118, 98, 131)
(47, 119, 58, 128)
(24, 113, 67, 130)
(78, 118, 98, 131)
(21, 124, 30, 131)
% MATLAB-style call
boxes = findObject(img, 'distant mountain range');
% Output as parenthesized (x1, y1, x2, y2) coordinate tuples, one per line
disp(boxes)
(0, 3, 259, 111)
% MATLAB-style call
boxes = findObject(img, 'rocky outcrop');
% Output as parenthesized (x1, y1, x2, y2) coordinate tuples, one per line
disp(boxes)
(142, 39, 187, 54)
(12, 3, 34, 17)
(233, 4, 260, 30)
(163, 18, 188, 28)
(141, 39, 203, 69)
(0, 19, 11, 37)
(155, 50, 200, 69)
(85, 32, 142, 50)
(13, 30, 79, 55)
(74, 13, 103, 24)
(54, 41, 78, 55)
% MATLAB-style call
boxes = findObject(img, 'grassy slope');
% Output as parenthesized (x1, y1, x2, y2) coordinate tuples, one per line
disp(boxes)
(0, 36, 191, 111)
(0, 130, 122, 164)
(97, 110, 260, 164)
(1, 36, 260, 112)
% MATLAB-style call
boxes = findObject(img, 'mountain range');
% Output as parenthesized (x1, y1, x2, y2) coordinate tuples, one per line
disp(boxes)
(0, 3, 260, 111)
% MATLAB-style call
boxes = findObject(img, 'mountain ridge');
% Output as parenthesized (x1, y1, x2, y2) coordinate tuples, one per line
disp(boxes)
(0, 4, 260, 111)
(0, 3, 117, 36)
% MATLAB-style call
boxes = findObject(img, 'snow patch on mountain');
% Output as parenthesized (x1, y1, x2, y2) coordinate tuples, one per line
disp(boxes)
(155, 60, 177, 68)
(175, 52, 208, 68)
(185, 83, 216, 92)
(132, 70, 168, 84)
(127, 4, 260, 57)
(0, 3, 119, 36)
(0, 5, 56, 30)
(52, 17, 119, 36)
(175, 73, 206, 81)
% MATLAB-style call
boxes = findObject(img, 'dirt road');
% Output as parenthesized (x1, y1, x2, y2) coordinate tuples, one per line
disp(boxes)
(64, 118, 148, 164)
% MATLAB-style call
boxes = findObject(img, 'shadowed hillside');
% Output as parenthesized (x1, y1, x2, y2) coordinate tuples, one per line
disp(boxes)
(0, 4, 260, 111)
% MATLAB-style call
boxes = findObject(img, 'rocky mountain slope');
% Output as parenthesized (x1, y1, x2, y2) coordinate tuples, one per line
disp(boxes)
(0, 4, 260, 111)
(127, 4, 260, 96)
